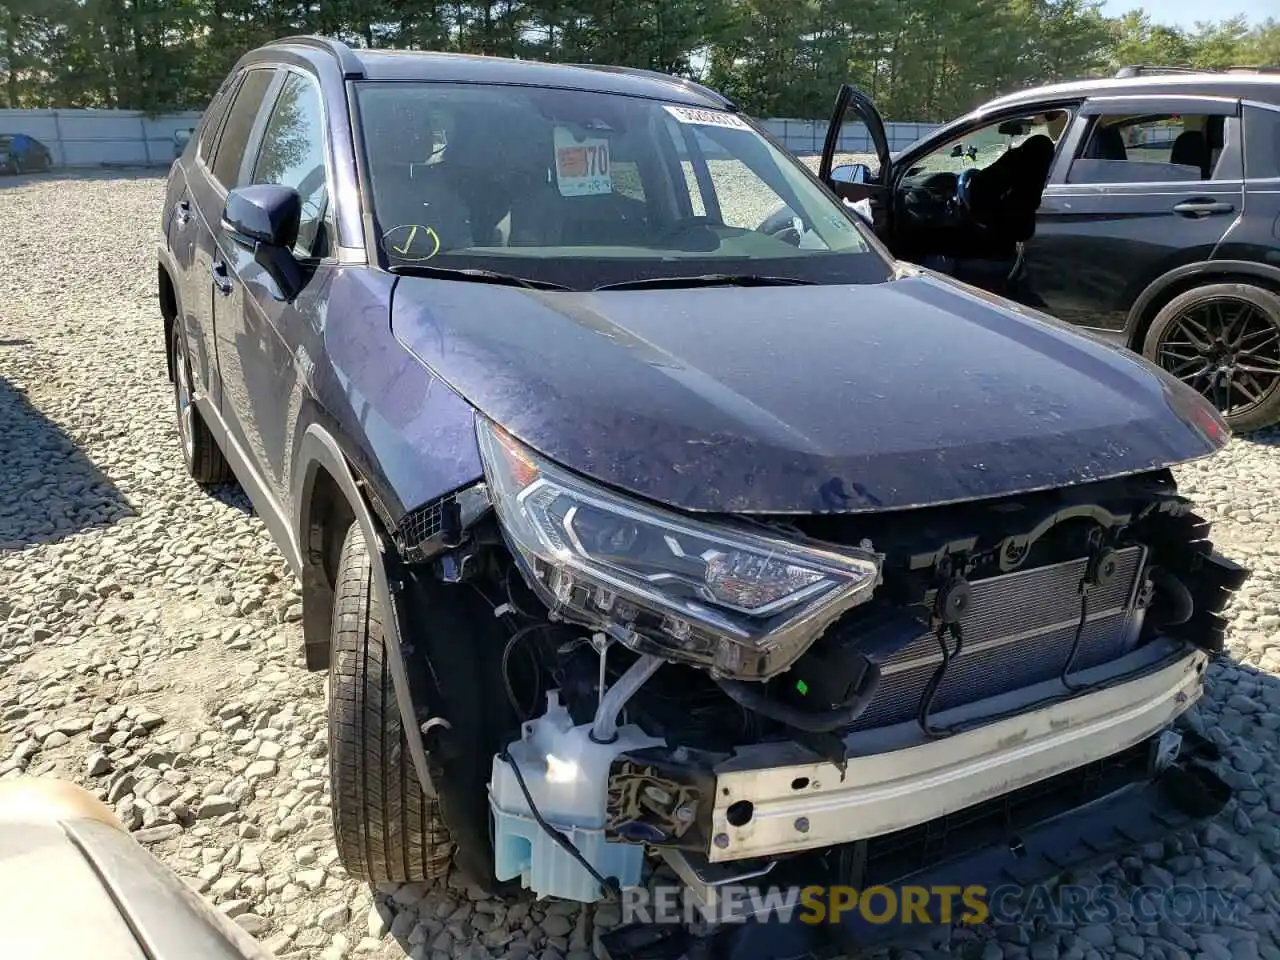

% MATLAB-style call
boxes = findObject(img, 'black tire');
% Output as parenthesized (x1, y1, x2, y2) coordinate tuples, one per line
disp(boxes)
(328, 522, 456, 884)
(1143, 282, 1280, 434)
(170, 326, 234, 484)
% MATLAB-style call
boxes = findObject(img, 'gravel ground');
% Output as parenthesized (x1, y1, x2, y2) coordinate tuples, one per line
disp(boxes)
(1, 169, 1279, 960)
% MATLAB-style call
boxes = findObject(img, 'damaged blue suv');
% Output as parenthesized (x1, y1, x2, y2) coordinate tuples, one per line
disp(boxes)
(158, 34, 1248, 955)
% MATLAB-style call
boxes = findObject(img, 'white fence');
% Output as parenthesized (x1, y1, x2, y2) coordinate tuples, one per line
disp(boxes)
(0, 107, 940, 168)
(0, 108, 204, 167)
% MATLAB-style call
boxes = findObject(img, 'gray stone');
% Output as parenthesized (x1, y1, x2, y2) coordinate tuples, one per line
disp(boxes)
(540, 914, 573, 938)
(134, 824, 182, 843)
(195, 795, 236, 818)
(319, 904, 350, 932)
(85, 750, 112, 776)
(296, 869, 327, 891)
(1115, 934, 1145, 957)
(368, 901, 394, 939)
(1077, 925, 1113, 950)
(244, 759, 276, 780)
(219, 899, 253, 918)
(235, 914, 270, 936)
(54, 716, 93, 735)
(391, 909, 417, 940)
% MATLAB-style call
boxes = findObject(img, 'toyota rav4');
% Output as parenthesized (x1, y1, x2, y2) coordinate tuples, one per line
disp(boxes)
(157, 35, 1246, 955)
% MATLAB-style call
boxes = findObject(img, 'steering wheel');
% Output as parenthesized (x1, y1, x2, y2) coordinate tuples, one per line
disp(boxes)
(756, 207, 804, 246)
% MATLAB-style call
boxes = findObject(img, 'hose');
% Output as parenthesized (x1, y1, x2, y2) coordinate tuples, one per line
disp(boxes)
(715, 666, 881, 733)
(590, 653, 663, 743)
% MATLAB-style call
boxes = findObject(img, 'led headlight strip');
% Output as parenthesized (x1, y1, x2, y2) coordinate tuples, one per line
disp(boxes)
(476, 417, 882, 682)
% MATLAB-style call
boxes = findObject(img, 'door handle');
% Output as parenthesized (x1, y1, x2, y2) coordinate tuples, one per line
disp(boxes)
(212, 259, 233, 295)
(174, 200, 192, 227)
(1172, 199, 1234, 217)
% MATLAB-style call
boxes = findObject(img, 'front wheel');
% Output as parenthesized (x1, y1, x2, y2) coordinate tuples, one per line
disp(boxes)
(328, 523, 456, 883)
(327, 521, 513, 891)
(1143, 282, 1280, 433)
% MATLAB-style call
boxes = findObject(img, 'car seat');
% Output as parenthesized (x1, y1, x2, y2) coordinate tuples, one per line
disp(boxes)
(366, 103, 473, 253)
(1170, 130, 1208, 178)
(1083, 125, 1127, 161)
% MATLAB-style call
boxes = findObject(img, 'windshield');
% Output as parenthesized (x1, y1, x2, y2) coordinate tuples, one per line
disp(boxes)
(0, 137, 11, 150)
(355, 82, 892, 289)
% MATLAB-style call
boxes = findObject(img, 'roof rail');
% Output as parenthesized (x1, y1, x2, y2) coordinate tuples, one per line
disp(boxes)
(566, 63, 735, 110)
(275, 34, 365, 79)
(1115, 63, 1280, 79)
(1114, 65, 1202, 78)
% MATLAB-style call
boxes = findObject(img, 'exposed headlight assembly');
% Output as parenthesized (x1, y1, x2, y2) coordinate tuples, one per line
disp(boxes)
(476, 418, 882, 681)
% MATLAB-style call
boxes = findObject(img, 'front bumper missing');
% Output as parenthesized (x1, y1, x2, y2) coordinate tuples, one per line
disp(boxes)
(709, 645, 1207, 863)
(601, 738, 1230, 960)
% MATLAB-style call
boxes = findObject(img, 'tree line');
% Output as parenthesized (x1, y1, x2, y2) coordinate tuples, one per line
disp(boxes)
(0, 0, 1277, 121)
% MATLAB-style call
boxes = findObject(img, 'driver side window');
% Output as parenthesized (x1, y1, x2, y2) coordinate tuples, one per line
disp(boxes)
(251, 71, 331, 260)
(906, 111, 1070, 179)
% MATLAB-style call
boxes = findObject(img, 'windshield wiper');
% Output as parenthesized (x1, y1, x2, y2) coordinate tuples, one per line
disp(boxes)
(594, 273, 815, 292)
(388, 263, 571, 291)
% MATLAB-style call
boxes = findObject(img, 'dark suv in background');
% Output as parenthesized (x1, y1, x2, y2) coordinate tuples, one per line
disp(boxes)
(157, 36, 1244, 957)
(820, 67, 1280, 432)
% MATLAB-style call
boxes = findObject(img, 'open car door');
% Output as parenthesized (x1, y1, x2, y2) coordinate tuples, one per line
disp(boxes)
(818, 84, 893, 234)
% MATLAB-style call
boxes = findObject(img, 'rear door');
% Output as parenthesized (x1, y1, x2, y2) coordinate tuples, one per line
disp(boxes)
(169, 70, 242, 408)
(1024, 94, 1244, 335)
(818, 84, 893, 233)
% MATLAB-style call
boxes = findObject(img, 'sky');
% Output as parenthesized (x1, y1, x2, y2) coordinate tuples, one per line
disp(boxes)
(1100, 0, 1273, 29)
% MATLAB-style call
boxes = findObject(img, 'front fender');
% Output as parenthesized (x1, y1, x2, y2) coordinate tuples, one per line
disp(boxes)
(291, 424, 435, 798)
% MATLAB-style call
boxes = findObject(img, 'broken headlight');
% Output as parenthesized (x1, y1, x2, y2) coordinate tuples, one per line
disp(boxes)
(476, 418, 881, 681)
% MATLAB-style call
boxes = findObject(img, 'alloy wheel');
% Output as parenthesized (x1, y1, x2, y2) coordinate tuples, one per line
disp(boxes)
(1154, 296, 1280, 419)
(173, 338, 195, 462)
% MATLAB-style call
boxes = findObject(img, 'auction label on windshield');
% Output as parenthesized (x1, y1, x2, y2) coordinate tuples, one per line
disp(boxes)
(554, 127, 612, 197)
(664, 105, 750, 130)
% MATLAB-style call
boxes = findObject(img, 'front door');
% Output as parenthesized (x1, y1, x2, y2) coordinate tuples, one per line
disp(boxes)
(1024, 95, 1244, 335)
(213, 68, 335, 510)
(818, 84, 893, 233)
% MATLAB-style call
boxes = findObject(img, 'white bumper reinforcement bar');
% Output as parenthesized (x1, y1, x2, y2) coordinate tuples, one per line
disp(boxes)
(707, 647, 1207, 862)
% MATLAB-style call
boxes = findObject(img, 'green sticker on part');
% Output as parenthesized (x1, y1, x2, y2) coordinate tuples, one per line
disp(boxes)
(795, 679, 808, 696)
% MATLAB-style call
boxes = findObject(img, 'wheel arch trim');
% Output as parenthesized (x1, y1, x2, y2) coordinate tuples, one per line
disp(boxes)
(293, 423, 436, 798)
(157, 244, 181, 383)
(1125, 259, 1280, 348)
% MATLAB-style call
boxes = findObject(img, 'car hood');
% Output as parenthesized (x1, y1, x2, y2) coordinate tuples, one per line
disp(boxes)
(390, 271, 1228, 514)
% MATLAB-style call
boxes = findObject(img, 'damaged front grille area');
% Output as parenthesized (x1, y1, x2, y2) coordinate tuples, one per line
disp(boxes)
(852, 547, 1147, 730)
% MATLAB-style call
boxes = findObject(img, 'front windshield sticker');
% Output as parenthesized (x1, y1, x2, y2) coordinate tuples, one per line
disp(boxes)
(381, 224, 441, 261)
(553, 127, 612, 197)
(663, 105, 750, 130)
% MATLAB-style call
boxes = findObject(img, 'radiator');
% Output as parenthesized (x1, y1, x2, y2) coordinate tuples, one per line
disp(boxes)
(852, 546, 1147, 730)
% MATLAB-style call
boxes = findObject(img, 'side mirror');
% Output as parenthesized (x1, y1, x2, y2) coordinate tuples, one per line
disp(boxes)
(223, 184, 301, 250)
(223, 185, 304, 299)
(830, 163, 872, 185)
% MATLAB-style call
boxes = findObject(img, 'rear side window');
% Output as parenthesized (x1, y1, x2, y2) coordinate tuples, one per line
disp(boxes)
(250, 72, 331, 258)
(197, 73, 241, 166)
(1244, 104, 1280, 180)
(211, 69, 276, 188)
(1068, 113, 1234, 184)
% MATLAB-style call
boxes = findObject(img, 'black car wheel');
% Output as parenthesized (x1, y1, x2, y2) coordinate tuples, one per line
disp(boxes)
(171, 327, 234, 483)
(328, 522, 507, 889)
(1143, 282, 1280, 433)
